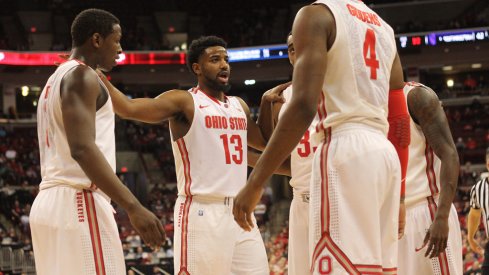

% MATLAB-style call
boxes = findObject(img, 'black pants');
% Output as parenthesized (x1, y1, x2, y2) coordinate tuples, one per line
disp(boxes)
(483, 241, 489, 275)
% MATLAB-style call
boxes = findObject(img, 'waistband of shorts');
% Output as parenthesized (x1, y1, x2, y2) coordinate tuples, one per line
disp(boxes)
(179, 195, 234, 206)
(40, 181, 98, 192)
(293, 189, 310, 203)
(405, 194, 439, 209)
(316, 122, 386, 141)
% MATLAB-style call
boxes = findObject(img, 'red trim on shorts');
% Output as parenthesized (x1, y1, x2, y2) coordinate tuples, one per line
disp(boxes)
(311, 128, 361, 274)
(426, 196, 451, 275)
(176, 139, 192, 196)
(83, 190, 107, 275)
(355, 264, 382, 274)
(178, 196, 193, 275)
(424, 141, 439, 195)
(382, 267, 398, 275)
(312, 233, 360, 274)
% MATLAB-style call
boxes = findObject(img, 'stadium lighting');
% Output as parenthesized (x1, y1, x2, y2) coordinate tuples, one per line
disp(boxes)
(471, 63, 482, 69)
(244, 79, 256, 85)
(442, 66, 453, 71)
(446, 79, 454, 87)
(21, 86, 29, 97)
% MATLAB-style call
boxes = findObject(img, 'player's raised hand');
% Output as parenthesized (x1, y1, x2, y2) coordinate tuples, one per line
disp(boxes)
(262, 82, 291, 103)
(421, 217, 449, 258)
(398, 200, 406, 239)
(233, 184, 264, 231)
(127, 206, 166, 250)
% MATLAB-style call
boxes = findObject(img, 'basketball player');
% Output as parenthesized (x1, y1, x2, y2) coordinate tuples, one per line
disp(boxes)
(98, 36, 269, 275)
(398, 82, 462, 274)
(468, 148, 489, 274)
(30, 9, 165, 275)
(233, 1, 410, 274)
(253, 32, 320, 275)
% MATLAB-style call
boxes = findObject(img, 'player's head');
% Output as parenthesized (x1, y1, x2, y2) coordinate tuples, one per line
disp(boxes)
(71, 9, 122, 71)
(187, 36, 231, 92)
(287, 31, 296, 66)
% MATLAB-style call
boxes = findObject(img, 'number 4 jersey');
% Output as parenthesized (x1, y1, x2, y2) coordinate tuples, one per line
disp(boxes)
(279, 86, 320, 192)
(314, 0, 397, 136)
(171, 87, 248, 197)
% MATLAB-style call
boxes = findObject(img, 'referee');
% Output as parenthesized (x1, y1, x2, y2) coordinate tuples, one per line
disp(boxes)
(468, 147, 489, 274)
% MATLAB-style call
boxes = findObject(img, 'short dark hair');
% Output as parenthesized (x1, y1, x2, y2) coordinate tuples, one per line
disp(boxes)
(71, 9, 120, 47)
(186, 36, 227, 74)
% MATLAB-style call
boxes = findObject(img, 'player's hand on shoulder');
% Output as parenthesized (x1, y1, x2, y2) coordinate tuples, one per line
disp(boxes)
(127, 205, 166, 250)
(262, 82, 290, 103)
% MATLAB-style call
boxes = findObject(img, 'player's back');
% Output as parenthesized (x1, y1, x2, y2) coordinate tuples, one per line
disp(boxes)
(314, 0, 397, 134)
(37, 60, 116, 191)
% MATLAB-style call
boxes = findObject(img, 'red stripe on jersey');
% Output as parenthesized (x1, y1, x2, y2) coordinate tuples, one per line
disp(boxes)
(316, 92, 327, 133)
(177, 139, 192, 196)
(83, 191, 107, 275)
(178, 196, 193, 275)
(44, 85, 50, 99)
(424, 141, 439, 196)
(45, 129, 50, 147)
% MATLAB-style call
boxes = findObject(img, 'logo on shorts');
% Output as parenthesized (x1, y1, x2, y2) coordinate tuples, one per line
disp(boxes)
(178, 203, 185, 228)
(76, 191, 84, 222)
(198, 210, 204, 216)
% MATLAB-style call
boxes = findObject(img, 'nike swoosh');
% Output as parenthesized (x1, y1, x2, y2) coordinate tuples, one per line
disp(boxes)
(199, 105, 210, 109)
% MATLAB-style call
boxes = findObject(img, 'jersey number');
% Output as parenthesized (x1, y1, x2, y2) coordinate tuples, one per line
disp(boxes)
(363, 28, 380, 80)
(297, 130, 316, 158)
(220, 134, 243, 164)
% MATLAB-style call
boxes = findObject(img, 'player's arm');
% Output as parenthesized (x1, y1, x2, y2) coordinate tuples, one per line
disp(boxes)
(248, 150, 291, 176)
(388, 53, 410, 201)
(468, 183, 484, 255)
(257, 83, 289, 141)
(408, 85, 459, 257)
(61, 67, 165, 248)
(233, 4, 332, 231)
(236, 97, 267, 151)
(98, 72, 191, 123)
(388, 53, 410, 240)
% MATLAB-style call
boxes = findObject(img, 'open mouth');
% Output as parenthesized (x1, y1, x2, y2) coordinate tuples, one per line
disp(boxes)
(217, 71, 229, 83)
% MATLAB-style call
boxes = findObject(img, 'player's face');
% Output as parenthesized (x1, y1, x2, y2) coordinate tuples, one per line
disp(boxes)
(98, 24, 123, 72)
(199, 46, 231, 92)
(486, 155, 489, 171)
(287, 35, 295, 67)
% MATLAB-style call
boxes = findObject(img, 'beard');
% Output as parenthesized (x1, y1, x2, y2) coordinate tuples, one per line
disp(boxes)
(204, 74, 231, 93)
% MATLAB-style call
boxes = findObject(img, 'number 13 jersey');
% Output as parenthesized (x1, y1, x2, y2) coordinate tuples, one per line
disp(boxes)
(314, 0, 397, 135)
(171, 87, 248, 197)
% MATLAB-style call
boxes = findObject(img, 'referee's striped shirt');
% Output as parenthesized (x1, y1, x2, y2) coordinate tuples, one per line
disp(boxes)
(470, 176, 489, 236)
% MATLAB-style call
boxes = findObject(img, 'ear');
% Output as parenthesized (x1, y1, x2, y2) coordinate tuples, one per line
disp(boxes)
(91, 33, 103, 49)
(192, 63, 201, 75)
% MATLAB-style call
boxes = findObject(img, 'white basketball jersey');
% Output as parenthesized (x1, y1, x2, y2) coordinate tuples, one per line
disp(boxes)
(278, 86, 319, 191)
(171, 87, 248, 197)
(403, 82, 441, 206)
(314, 0, 397, 135)
(37, 60, 116, 191)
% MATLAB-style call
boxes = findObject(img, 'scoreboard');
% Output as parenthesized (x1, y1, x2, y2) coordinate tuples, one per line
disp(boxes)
(397, 27, 489, 49)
